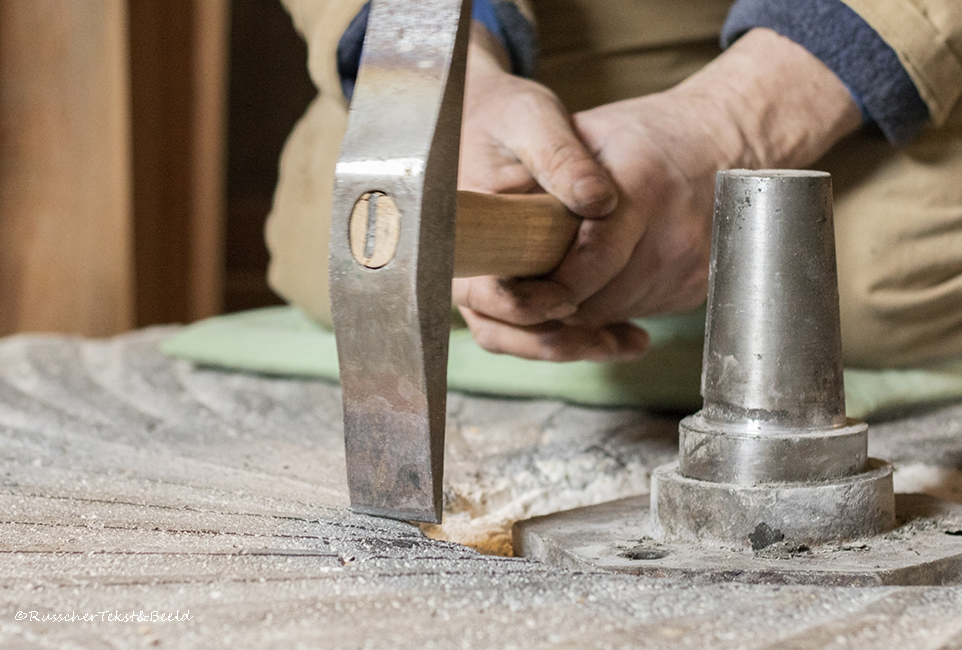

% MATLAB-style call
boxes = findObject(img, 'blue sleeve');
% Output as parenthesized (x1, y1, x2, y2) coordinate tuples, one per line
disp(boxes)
(337, 1, 538, 102)
(722, 0, 930, 144)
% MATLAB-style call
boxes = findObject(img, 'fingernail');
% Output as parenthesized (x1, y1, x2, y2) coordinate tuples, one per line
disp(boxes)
(615, 347, 648, 362)
(579, 329, 617, 361)
(545, 302, 578, 320)
(572, 176, 617, 216)
(585, 327, 649, 362)
(615, 329, 649, 361)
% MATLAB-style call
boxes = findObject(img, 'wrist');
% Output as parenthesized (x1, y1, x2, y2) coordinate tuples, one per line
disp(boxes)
(676, 28, 862, 170)
(469, 22, 512, 76)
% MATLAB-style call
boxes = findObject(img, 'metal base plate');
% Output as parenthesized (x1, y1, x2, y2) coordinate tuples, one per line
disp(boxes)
(513, 493, 962, 586)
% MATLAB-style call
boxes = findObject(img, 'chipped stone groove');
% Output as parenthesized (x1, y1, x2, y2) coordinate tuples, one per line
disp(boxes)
(3, 329, 962, 648)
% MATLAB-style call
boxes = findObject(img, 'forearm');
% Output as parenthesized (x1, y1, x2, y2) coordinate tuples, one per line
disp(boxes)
(671, 27, 863, 172)
(723, 0, 932, 144)
(468, 21, 512, 77)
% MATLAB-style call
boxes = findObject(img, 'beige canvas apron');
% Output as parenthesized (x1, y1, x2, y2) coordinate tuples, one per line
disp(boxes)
(267, 0, 962, 368)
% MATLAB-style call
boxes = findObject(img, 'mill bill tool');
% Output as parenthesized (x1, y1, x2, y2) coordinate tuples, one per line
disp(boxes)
(329, 0, 579, 523)
(515, 170, 962, 586)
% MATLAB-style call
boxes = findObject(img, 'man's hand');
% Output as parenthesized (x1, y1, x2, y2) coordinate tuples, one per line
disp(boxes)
(455, 25, 649, 361)
(458, 24, 618, 216)
(454, 27, 862, 361)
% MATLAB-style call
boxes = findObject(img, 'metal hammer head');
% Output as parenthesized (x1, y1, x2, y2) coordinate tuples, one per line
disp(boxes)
(329, 0, 472, 523)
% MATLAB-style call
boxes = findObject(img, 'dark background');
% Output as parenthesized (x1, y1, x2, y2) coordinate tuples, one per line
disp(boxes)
(224, 0, 316, 313)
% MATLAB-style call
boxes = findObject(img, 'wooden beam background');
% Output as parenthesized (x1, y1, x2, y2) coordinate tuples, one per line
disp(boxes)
(129, 0, 229, 327)
(0, 0, 229, 336)
(0, 0, 134, 336)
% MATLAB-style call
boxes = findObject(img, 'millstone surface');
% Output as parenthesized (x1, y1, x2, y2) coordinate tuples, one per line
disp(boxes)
(1, 328, 962, 648)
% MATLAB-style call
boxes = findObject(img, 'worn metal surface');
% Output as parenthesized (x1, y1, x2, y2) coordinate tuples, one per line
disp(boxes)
(651, 460, 896, 546)
(650, 171, 895, 553)
(3, 330, 962, 647)
(515, 492, 962, 586)
(329, 0, 471, 523)
(702, 170, 844, 429)
(679, 415, 868, 484)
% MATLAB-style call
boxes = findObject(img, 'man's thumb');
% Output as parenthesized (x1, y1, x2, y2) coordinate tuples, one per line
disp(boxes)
(513, 113, 618, 219)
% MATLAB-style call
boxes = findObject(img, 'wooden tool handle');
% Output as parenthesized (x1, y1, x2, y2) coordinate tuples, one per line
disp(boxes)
(453, 191, 580, 278)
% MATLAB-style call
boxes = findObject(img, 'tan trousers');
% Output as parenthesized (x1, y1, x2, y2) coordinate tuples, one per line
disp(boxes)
(267, 0, 962, 369)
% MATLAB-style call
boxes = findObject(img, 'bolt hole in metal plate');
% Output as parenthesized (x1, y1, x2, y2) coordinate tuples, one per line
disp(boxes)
(349, 192, 401, 269)
(513, 493, 962, 586)
(620, 545, 670, 561)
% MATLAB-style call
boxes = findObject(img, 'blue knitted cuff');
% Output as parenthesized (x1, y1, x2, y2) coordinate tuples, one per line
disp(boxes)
(337, 5, 369, 102)
(472, 0, 506, 48)
(490, 1, 538, 81)
(337, 1, 537, 102)
(722, 0, 929, 144)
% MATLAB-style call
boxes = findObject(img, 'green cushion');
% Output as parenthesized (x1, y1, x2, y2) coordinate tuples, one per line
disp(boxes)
(161, 306, 962, 420)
